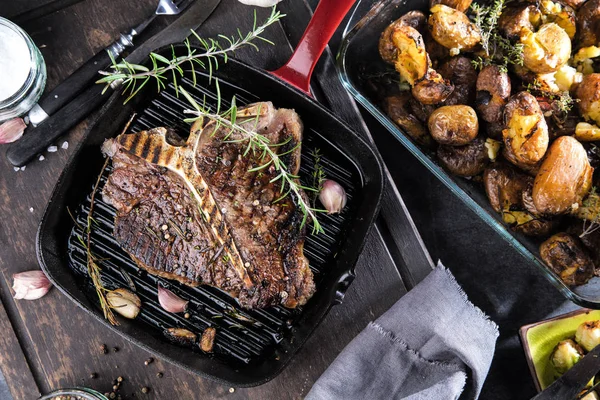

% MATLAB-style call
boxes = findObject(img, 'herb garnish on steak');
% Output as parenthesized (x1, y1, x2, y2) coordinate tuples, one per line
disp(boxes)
(102, 102, 315, 309)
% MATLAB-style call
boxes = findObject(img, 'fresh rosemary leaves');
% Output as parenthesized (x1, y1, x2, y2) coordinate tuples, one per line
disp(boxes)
(470, 0, 524, 73)
(180, 87, 325, 235)
(96, 7, 284, 102)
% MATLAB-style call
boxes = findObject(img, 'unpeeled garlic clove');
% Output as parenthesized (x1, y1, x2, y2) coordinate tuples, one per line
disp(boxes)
(157, 284, 188, 313)
(0, 118, 26, 144)
(319, 180, 347, 214)
(107, 288, 141, 319)
(12, 270, 52, 300)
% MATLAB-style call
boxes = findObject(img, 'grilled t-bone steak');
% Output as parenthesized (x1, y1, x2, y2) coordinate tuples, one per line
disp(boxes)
(101, 102, 315, 309)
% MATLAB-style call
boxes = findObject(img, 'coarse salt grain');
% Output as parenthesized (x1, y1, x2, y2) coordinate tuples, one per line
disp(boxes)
(47, 145, 57, 152)
(29, 207, 33, 212)
(39, 155, 45, 161)
(61, 141, 68, 149)
(13, 167, 19, 172)
(20, 165, 26, 171)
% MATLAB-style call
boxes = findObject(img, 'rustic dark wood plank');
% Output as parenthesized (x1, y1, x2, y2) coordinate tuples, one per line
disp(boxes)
(0, 289, 40, 399)
(0, 1, 410, 399)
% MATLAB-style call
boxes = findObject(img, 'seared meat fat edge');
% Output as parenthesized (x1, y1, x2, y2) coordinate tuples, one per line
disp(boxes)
(101, 102, 315, 309)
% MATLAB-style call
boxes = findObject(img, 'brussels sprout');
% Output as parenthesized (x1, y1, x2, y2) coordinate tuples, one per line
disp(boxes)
(576, 320, 600, 352)
(550, 339, 584, 374)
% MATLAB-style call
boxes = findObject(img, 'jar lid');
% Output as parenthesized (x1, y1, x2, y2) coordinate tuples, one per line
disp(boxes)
(0, 18, 32, 102)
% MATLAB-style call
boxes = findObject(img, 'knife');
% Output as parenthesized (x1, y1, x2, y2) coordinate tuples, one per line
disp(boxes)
(6, 0, 221, 167)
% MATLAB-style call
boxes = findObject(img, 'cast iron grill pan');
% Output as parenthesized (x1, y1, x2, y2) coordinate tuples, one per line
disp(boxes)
(38, 45, 384, 386)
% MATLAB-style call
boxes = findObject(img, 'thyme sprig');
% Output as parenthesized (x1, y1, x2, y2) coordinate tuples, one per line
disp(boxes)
(311, 148, 326, 207)
(96, 7, 284, 102)
(525, 79, 577, 113)
(578, 187, 600, 238)
(180, 87, 324, 234)
(470, 0, 524, 73)
(79, 157, 118, 326)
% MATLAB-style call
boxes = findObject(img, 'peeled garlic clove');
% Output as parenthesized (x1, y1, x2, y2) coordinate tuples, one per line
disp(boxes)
(164, 327, 197, 346)
(238, 0, 282, 6)
(200, 327, 216, 353)
(0, 118, 26, 144)
(319, 180, 347, 214)
(157, 284, 188, 313)
(12, 270, 52, 300)
(107, 288, 141, 319)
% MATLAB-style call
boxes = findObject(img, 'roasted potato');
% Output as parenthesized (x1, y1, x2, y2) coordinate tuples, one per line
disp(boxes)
(575, 122, 600, 141)
(430, 0, 472, 13)
(484, 163, 532, 213)
(437, 136, 488, 176)
(438, 56, 477, 105)
(384, 95, 434, 147)
(391, 26, 429, 85)
(574, 45, 600, 75)
(540, 232, 595, 286)
(498, 5, 542, 41)
(576, 73, 600, 125)
(379, 11, 427, 64)
(389, 25, 454, 104)
(476, 65, 512, 123)
(428, 105, 479, 145)
(533, 136, 594, 214)
(503, 92, 550, 167)
(412, 70, 455, 104)
(521, 23, 572, 73)
(502, 211, 554, 236)
(428, 5, 481, 52)
(540, 0, 577, 39)
(577, 0, 600, 48)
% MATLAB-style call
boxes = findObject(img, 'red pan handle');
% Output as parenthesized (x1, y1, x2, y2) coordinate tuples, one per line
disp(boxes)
(271, 0, 357, 95)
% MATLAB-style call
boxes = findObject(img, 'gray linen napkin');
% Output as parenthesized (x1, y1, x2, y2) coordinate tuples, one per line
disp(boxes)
(306, 262, 499, 400)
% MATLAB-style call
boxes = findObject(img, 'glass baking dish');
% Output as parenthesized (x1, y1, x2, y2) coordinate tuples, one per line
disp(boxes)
(337, 0, 600, 308)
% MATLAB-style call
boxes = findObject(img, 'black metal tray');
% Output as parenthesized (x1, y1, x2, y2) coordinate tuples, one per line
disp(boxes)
(37, 45, 384, 386)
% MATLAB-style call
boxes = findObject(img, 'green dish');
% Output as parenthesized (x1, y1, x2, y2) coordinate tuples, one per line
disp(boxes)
(520, 309, 600, 391)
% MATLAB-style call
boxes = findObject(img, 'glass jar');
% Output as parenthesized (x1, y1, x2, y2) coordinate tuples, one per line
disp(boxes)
(0, 17, 46, 122)
(38, 387, 108, 400)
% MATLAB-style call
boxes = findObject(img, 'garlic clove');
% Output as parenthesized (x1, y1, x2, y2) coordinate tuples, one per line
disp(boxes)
(107, 288, 141, 319)
(238, 0, 282, 6)
(157, 284, 189, 313)
(0, 118, 26, 144)
(200, 327, 217, 353)
(164, 327, 197, 346)
(12, 270, 52, 300)
(319, 179, 347, 214)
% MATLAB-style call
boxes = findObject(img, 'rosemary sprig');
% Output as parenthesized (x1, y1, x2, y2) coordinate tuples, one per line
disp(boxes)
(180, 87, 324, 234)
(470, 0, 524, 73)
(96, 7, 284, 103)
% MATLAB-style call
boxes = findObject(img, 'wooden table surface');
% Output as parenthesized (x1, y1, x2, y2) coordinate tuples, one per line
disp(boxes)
(0, 1, 421, 398)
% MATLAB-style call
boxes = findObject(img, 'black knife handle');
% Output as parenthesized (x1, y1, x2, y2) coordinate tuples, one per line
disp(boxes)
(36, 50, 112, 118)
(7, 84, 111, 167)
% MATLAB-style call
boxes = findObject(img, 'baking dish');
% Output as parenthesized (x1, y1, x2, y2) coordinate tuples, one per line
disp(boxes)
(337, 0, 600, 308)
